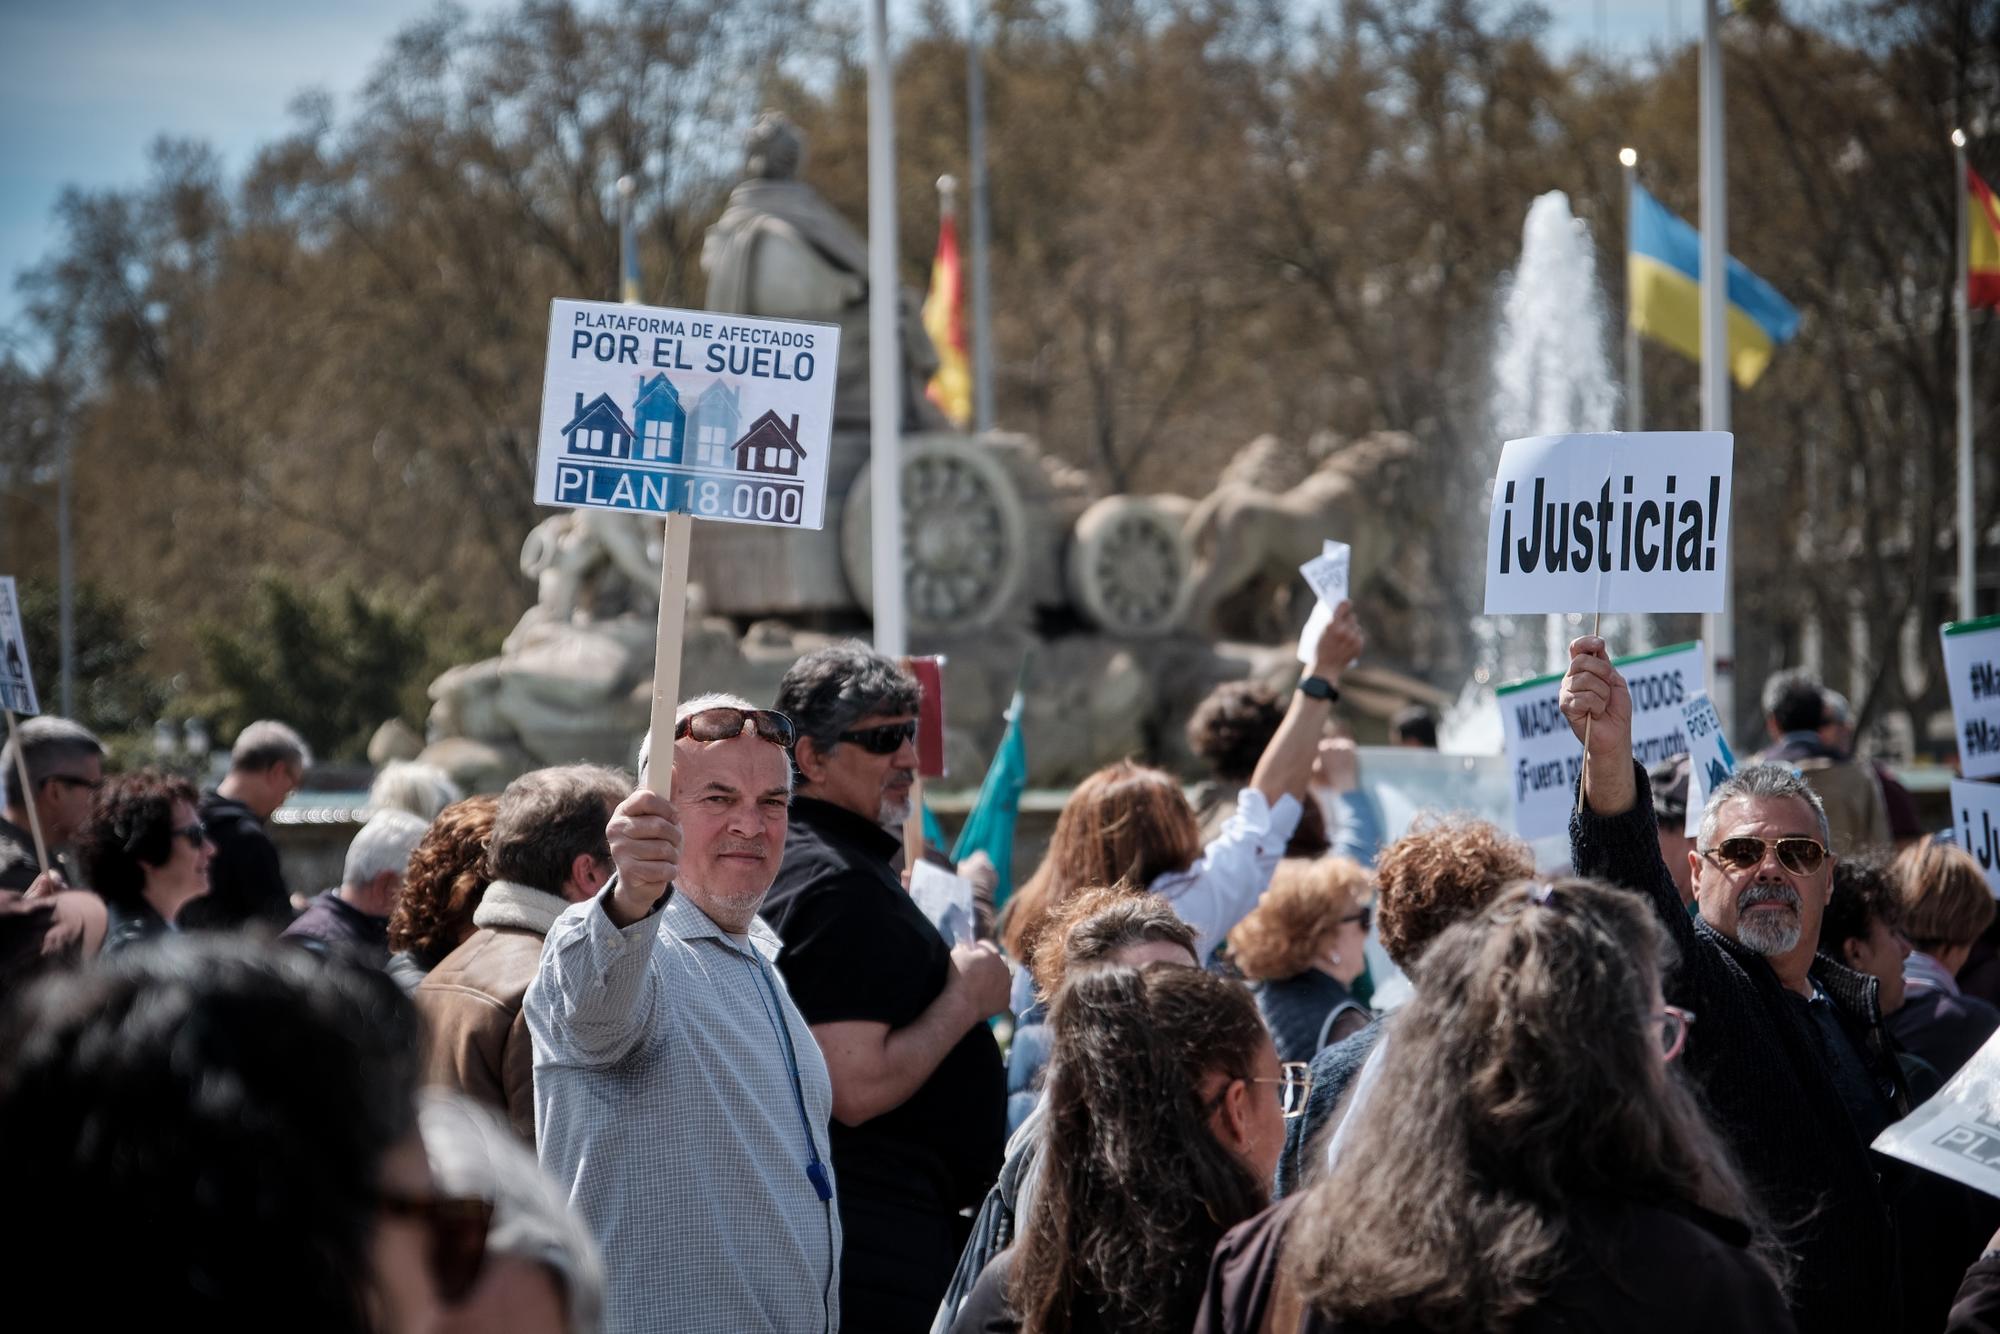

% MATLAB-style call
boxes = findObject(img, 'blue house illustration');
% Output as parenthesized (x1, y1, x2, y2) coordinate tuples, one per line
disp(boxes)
(632, 374, 687, 464)
(561, 392, 636, 460)
(732, 410, 806, 478)
(687, 382, 743, 470)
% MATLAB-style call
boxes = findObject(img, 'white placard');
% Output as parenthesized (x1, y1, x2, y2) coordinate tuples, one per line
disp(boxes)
(0, 577, 39, 716)
(1875, 1025, 2000, 1199)
(1949, 780, 2000, 897)
(1944, 616, 2000, 781)
(533, 299, 840, 529)
(909, 859, 976, 948)
(1296, 540, 1352, 667)
(1681, 691, 1737, 837)
(1483, 432, 1734, 615)
(1497, 641, 1705, 842)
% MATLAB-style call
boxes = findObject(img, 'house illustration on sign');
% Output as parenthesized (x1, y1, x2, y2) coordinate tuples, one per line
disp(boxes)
(688, 382, 742, 470)
(732, 410, 806, 477)
(561, 392, 636, 460)
(632, 373, 687, 464)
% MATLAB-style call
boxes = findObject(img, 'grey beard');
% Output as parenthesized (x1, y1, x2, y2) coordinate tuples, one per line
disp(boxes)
(878, 793, 913, 827)
(1735, 884, 1803, 956)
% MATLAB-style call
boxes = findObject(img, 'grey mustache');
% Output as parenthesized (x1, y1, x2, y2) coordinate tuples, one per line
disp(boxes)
(1739, 884, 1801, 911)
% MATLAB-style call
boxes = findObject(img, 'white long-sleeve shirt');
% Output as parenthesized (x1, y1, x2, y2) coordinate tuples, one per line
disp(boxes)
(526, 884, 842, 1333)
(1150, 788, 1302, 964)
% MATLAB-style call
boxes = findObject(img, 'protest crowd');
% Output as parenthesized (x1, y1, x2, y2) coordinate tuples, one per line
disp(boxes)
(8, 598, 2000, 1334)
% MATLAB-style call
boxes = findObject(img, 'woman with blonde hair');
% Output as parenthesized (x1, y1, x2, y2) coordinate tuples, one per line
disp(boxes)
(1228, 857, 1374, 1062)
(1890, 838, 2000, 1080)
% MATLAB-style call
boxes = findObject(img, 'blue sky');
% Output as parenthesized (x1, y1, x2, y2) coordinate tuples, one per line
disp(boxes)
(0, 0, 1683, 348)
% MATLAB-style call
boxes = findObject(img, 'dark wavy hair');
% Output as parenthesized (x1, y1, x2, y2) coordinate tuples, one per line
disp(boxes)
(75, 770, 199, 912)
(1185, 680, 1287, 783)
(1011, 963, 1271, 1334)
(1818, 853, 1901, 956)
(0, 935, 424, 1331)
(1286, 878, 1781, 1330)
(388, 794, 499, 968)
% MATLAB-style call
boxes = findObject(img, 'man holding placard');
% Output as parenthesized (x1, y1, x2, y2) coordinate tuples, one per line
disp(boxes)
(1561, 635, 1906, 1334)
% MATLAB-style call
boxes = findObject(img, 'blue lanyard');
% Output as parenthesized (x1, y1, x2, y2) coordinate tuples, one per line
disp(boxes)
(748, 953, 835, 1204)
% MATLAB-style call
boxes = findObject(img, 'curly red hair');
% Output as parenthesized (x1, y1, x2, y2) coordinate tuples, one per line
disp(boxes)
(1373, 815, 1534, 968)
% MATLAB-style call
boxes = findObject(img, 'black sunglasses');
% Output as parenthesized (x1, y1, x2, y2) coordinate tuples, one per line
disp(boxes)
(1338, 906, 1373, 933)
(837, 720, 919, 755)
(675, 707, 796, 748)
(378, 1192, 493, 1304)
(1699, 835, 1828, 877)
(173, 820, 208, 850)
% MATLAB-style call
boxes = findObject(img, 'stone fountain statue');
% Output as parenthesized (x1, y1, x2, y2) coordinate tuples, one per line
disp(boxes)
(415, 114, 1457, 795)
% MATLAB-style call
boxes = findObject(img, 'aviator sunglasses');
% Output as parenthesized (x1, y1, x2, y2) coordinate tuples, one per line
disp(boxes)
(674, 707, 796, 748)
(1697, 835, 1829, 877)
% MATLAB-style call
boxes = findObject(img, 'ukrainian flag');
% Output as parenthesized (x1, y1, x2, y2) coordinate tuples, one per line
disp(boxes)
(1629, 182, 1801, 388)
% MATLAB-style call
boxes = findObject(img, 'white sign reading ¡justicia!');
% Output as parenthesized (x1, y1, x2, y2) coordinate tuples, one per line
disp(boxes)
(1484, 432, 1735, 616)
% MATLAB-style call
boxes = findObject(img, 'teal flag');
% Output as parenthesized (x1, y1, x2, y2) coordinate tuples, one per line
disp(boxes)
(950, 689, 1029, 906)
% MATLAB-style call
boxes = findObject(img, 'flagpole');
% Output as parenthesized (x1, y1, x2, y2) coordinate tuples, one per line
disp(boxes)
(966, 0, 996, 433)
(1956, 127, 1976, 621)
(868, 0, 907, 658)
(617, 174, 638, 304)
(1699, 0, 1734, 729)
(1621, 147, 1643, 433)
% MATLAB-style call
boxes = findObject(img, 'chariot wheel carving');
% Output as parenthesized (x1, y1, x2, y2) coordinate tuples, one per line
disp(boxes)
(841, 436, 1030, 635)
(1065, 495, 1194, 637)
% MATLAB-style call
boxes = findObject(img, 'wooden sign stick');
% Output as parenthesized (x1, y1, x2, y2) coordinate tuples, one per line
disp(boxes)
(903, 776, 926, 874)
(642, 512, 696, 796)
(4, 708, 50, 872)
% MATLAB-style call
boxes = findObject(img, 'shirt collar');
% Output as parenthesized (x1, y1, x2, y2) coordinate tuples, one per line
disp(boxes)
(661, 889, 782, 962)
(789, 795, 902, 862)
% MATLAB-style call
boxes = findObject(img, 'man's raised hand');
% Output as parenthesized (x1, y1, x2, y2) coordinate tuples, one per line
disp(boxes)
(1558, 635, 1639, 815)
(604, 787, 682, 927)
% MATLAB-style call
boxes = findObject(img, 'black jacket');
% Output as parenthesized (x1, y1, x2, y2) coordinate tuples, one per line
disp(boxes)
(179, 791, 291, 931)
(1195, 1192, 1797, 1334)
(102, 900, 170, 956)
(1572, 764, 1903, 1334)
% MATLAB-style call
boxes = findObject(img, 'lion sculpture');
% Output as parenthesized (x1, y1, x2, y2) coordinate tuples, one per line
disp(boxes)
(1184, 431, 1424, 641)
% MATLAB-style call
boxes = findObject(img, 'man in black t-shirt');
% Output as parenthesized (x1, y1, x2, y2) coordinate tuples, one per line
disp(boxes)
(763, 643, 1011, 1334)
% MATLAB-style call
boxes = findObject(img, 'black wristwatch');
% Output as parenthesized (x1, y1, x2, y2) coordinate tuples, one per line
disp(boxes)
(1297, 675, 1339, 702)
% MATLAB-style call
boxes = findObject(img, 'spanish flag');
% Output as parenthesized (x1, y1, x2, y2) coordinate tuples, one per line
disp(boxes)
(1969, 166, 2000, 309)
(923, 208, 972, 427)
(1628, 182, 1801, 389)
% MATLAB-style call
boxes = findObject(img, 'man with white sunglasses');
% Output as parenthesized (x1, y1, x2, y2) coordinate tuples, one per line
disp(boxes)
(1561, 635, 1912, 1334)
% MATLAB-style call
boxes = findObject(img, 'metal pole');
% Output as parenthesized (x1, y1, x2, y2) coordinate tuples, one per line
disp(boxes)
(617, 174, 639, 305)
(867, 0, 907, 657)
(1956, 128, 1977, 621)
(966, 0, 997, 433)
(56, 424, 73, 717)
(1699, 0, 1734, 728)
(1621, 148, 1643, 433)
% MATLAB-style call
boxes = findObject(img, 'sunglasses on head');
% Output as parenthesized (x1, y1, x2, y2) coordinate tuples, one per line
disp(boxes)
(837, 720, 918, 755)
(1698, 835, 1828, 876)
(378, 1191, 493, 1305)
(675, 707, 796, 748)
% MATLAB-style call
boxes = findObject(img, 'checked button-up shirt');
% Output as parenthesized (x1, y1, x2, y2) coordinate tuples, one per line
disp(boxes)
(526, 883, 842, 1334)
